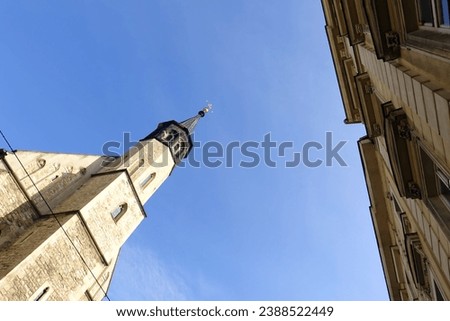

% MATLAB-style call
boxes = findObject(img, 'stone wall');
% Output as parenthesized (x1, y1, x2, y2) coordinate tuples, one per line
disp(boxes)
(0, 214, 112, 300)
(0, 140, 173, 300)
(0, 161, 38, 248)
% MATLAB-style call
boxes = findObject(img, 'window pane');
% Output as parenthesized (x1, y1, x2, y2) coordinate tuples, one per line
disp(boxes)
(393, 197, 403, 213)
(440, 0, 450, 25)
(418, 0, 434, 24)
(140, 172, 156, 189)
(434, 281, 445, 300)
(34, 287, 50, 301)
(111, 203, 127, 220)
(439, 179, 450, 205)
(420, 148, 438, 197)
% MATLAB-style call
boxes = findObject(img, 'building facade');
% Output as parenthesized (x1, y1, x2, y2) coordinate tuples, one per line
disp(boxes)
(0, 107, 210, 300)
(322, 0, 450, 300)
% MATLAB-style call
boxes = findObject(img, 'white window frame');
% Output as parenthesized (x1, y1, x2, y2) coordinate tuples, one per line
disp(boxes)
(29, 283, 52, 301)
(418, 145, 450, 237)
(140, 172, 156, 190)
(405, 234, 431, 296)
(436, 169, 450, 209)
(111, 203, 128, 222)
(430, 272, 447, 300)
(416, 0, 450, 31)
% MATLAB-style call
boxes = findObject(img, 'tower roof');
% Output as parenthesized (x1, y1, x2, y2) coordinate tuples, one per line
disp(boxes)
(140, 103, 212, 165)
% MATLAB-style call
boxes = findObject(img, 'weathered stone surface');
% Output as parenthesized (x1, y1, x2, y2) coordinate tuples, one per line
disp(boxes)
(0, 138, 171, 300)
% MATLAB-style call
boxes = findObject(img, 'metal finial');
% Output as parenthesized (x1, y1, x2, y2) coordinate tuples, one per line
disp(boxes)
(199, 102, 213, 117)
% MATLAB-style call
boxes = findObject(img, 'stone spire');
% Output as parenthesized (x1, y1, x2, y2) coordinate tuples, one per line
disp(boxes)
(179, 103, 213, 135)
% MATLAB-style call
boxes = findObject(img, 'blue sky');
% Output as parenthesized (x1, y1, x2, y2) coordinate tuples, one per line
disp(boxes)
(0, 0, 388, 300)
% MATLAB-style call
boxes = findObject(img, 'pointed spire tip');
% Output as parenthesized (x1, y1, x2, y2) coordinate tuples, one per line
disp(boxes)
(198, 102, 213, 117)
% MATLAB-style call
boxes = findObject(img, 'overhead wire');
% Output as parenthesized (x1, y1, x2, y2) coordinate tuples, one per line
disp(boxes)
(0, 129, 111, 301)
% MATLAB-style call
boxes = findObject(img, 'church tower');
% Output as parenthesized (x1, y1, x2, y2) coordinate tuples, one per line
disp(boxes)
(0, 106, 211, 301)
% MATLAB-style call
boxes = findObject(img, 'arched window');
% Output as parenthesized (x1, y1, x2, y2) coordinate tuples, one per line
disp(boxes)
(37, 159, 46, 168)
(173, 142, 181, 154)
(161, 128, 180, 144)
(140, 172, 156, 189)
(111, 203, 128, 221)
(34, 287, 50, 301)
(178, 141, 188, 158)
(164, 131, 174, 142)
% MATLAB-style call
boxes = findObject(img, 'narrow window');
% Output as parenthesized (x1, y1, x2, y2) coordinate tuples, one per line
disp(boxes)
(84, 290, 94, 301)
(417, 0, 434, 25)
(400, 213, 413, 235)
(419, 147, 450, 233)
(37, 159, 46, 168)
(140, 172, 156, 189)
(393, 196, 403, 214)
(437, 170, 450, 207)
(434, 280, 445, 300)
(440, 0, 450, 26)
(406, 234, 429, 291)
(161, 128, 179, 144)
(411, 243, 427, 286)
(34, 286, 50, 301)
(384, 107, 419, 199)
(178, 141, 188, 158)
(164, 132, 174, 142)
(173, 142, 181, 154)
(111, 203, 128, 221)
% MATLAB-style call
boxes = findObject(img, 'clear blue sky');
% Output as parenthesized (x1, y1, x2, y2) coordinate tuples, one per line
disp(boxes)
(0, 0, 388, 300)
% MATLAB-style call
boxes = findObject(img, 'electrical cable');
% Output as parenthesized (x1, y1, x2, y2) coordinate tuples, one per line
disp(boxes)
(0, 130, 111, 301)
